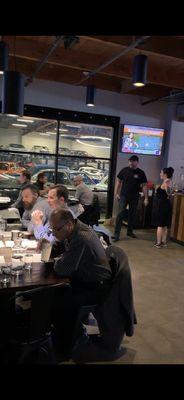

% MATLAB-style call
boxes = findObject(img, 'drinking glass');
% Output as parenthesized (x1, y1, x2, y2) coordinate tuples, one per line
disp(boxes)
(0, 263, 11, 285)
(24, 254, 33, 271)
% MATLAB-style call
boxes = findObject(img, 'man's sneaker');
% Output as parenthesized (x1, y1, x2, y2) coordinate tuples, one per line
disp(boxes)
(127, 232, 137, 238)
(161, 242, 167, 247)
(154, 243, 162, 248)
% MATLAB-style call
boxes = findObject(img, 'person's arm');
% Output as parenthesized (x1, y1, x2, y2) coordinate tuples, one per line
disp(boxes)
(115, 178, 122, 200)
(54, 239, 89, 277)
(21, 209, 31, 229)
(142, 183, 149, 206)
(38, 187, 49, 197)
(75, 187, 80, 202)
(34, 223, 55, 242)
(11, 191, 22, 208)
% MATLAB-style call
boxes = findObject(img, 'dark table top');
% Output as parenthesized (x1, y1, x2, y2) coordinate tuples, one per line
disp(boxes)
(0, 262, 69, 293)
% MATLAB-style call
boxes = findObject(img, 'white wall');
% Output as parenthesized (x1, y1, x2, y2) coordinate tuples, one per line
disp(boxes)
(167, 120, 184, 185)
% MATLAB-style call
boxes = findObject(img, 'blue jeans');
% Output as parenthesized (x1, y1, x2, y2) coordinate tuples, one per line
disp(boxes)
(114, 196, 138, 238)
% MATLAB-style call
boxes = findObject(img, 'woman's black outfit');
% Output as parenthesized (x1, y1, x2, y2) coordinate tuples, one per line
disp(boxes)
(156, 186, 172, 227)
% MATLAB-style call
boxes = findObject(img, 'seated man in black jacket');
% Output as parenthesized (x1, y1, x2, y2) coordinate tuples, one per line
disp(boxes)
(49, 208, 112, 358)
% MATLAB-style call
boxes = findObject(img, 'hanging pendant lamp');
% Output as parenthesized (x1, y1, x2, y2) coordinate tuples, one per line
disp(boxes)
(132, 54, 148, 87)
(0, 41, 8, 75)
(2, 70, 25, 116)
(86, 84, 96, 106)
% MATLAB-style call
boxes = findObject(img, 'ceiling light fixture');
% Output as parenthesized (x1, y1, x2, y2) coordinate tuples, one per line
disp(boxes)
(17, 118, 34, 123)
(0, 41, 8, 75)
(86, 84, 96, 107)
(76, 139, 110, 149)
(12, 123, 27, 127)
(2, 71, 25, 116)
(65, 124, 82, 128)
(132, 54, 148, 87)
(79, 135, 111, 141)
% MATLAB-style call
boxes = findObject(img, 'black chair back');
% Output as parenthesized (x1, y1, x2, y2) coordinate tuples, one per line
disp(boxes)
(10, 282, 70, 341)
(89, 194, 101, 226)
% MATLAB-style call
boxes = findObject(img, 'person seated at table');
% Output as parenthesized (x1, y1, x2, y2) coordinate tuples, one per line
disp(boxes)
(73, 175, 94, 225)
(49, 208, 112, 359)
(31, 185, 84, 243)
(34, 172, 50, 196)
(21, 184, 51, 232)
(11, 171, 31, 217)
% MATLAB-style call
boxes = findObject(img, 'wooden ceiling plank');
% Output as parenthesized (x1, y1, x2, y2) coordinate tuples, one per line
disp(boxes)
(87, 35, 184, 61)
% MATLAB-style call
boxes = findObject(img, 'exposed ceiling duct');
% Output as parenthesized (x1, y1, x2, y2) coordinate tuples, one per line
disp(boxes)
(25, 36, 64, 86)
(141, 90, 184, 106)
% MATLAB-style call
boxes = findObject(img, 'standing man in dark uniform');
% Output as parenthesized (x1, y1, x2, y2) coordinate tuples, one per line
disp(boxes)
(112, 155, 148, 241)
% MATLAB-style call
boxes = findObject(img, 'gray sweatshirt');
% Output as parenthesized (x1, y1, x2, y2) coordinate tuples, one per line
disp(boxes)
(21, 196, 51, 232)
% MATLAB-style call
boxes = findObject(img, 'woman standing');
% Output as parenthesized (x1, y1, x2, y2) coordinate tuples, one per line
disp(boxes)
(154, 167, 174, 248)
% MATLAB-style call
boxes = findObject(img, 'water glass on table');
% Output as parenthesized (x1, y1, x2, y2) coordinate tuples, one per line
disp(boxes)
(0, 262, 11, 285)
(24, 254, 33, 271)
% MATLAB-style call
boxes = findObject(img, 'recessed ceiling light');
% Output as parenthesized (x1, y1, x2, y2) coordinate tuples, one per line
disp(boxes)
(17, 118, 34, 123)
(12, 123, 27, 127)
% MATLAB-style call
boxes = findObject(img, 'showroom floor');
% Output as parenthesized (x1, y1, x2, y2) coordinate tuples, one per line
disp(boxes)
(63, 227, 184, 364)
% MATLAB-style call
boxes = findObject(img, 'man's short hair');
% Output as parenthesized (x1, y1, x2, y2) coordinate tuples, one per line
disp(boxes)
(22, 183, 39, 195)
(49, 185, 69, 202)
(22, 170, 31, 180)
(50, 208, 75, 225)
(129, 155, 139, 162)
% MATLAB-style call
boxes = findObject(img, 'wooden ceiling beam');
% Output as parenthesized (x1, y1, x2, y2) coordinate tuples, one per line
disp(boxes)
(9, 58, 122, 92)
(5, 36, 184, 94)
(88, 35, 184, 60)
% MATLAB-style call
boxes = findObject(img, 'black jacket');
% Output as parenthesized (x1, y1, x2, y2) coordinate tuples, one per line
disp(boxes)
(95, 245, 137, 351)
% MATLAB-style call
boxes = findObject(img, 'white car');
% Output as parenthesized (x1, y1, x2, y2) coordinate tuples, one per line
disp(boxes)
(31, 145, 50, 153)
(79, 166, 104, 182)
(7, 143, 27, 152)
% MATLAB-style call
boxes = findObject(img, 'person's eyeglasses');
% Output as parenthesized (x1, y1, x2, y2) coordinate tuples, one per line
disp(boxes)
(51, 222, 68, 232)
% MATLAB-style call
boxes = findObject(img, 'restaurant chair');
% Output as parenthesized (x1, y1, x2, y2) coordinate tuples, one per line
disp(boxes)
(7, 282, 70, 364)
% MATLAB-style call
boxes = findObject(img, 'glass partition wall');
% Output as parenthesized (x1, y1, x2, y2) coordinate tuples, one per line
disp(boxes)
(0, 106, 120, 219)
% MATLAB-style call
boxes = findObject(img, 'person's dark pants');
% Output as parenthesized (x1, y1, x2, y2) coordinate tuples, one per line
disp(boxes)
(78, 205, 93, 226)
(114, 196, 138, 238)
(51, 281, 111, 357)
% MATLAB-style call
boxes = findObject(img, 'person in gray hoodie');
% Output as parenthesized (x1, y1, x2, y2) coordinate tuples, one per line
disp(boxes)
(21, 184, 51, 232)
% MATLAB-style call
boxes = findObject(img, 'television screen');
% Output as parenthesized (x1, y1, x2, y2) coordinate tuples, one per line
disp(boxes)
(121, 124, 164, 156)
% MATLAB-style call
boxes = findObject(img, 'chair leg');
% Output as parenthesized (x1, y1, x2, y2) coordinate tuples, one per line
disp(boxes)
(17, 345, 32, 364)
(47, 336, 56, 364)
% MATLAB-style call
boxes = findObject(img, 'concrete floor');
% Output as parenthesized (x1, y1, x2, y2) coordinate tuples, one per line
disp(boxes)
(65, 226, 184, 365)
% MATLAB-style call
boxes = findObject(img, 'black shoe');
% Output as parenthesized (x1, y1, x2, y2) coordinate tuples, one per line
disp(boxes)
(127, 232, 137, 238)
(112, 237, 120, 242)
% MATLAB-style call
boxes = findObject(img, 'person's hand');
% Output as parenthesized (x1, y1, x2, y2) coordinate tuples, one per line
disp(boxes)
(144, 198, 149, 206)
(31, 210, 44, 225)
(116, 194, 120, 201)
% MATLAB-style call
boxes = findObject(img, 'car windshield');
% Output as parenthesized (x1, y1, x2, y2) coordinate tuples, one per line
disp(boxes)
(10, 144, 24, 148)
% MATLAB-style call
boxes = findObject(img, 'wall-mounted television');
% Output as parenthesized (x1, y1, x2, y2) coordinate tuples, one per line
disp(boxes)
(121, 124, 164, 156)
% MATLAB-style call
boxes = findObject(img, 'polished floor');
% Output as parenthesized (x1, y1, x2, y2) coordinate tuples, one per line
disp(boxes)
(66, 227, 184, 364)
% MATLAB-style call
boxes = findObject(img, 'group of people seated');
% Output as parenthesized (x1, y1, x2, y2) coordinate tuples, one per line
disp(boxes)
(2, 169, 136, 363)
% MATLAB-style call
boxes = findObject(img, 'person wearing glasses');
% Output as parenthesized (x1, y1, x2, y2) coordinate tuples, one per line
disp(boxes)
(50, 208, 112, 359)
